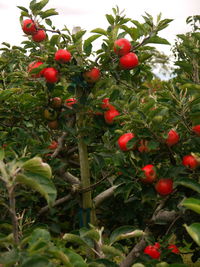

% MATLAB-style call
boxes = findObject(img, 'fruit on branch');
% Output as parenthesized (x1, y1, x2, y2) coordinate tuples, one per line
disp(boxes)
(118, 133, 136, 151)
(144, 245, 161, 259)
(48, 120, 59, 129)
(32, 29, 46, 42)
(55, 49, 72, 63)
(83, 67, 101, 83)
(22, 19, 37, 35)
(44, 108, 58, 121)
(104, 108, 120, 124)
(119, 52, 139, 70)
(50, 97, 62, 109)
(114, 38, 131, 56)
(155, 178, 173, 196)
(28, 61, 44, 78)
(138, 139, 149, 153)
(182, 154, 198, 169)
(192, 125, 200, 136)
(168, 244, 180, 254)
(101, 98, 110, 109)
(141, 164, 157, 183)
(166, 129, 179, 146)
(48, 141, 58, 150)
(65, 98, 77, 107)
(43, 67, 58, 83)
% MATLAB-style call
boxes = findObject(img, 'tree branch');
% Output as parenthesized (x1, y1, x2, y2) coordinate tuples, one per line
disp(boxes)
(93, 186, 118, 207)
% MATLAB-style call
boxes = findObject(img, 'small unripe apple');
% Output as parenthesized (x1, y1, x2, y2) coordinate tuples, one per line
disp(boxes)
(50, 97, 62, 109)
(118, 133, 135, 151)
(44, 108, 57, 121)
(55, 49, 72, 63)
(22, 19, 37, 35)
(141, 164, 157, 184)
(104, 109, 120, 124)
(166, 129, 179, 146)
(83, 67, 101, 83)
(43, 67, 58, 83)
(114, 38, 131, 56)
(119, 52, 139, 70)
(182, 154, 198, 169)
(48, 120, 59, 129)
(32, 29, 46, 42)
(155, 178, 173, 196)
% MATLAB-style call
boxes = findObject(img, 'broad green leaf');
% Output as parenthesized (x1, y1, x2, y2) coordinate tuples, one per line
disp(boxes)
(32, 0, 49, 11)
(22, 157, 52, 179)
(102, 245, 124, 258)
(21, 255, 52, 267)
(17, 6, 29, 13)
(81, 228, 100, 241)
(147, 36, 170, 45)
(174, 178, 200, 194)
(106, 14, 115, 25)
(110, 226, 144, 244)
(64, 248, 88, 267)
(27, 228, 51, 247)
(16, 172, 56, 206)
(184, 223, 200, 246)
(63, 233, 87, 246)
(40, 8, 58, 19)
(50, 34, 61, 46)
(83, 34, 101, 55)
(91, 28, 107, 36)
(181, 198, 200, 214)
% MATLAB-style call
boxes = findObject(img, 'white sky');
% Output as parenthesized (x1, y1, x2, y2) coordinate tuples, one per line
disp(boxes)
(0, 0, 199, 57)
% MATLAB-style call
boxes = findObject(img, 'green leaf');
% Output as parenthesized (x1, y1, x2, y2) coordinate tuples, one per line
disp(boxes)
(147, 36, 170, 45)
(83, 34, 101, 56)
(81, 229, 100, 242)
(16, 171, 56, 206)
(110, 226, 144, 244)
(91, 28, 107, 36)
(21, 255, 52, 267)
(184, 223, 200, 246)
(181, 198, 200, 214)
(106, 14, 115, 25)
(174, 178, 200, 194)
(22, 157, 52, 179)
(0, 148, 5, 161)
(64, 248, 89, 267)
(17, 6, 29, 13)
(63, 233, 87, 246)
(50, 34, 61, 46)
(102, 245, 124, 258)
(40, 8, 58, 19)
(0, 249, 19, 264)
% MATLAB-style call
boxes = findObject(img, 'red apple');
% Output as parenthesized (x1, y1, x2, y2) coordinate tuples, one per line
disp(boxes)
(118, 133, 135, 151)
(65, 98, 77, 107)
(32, 29, 46, 42)
(155, 178, 173, 196)
(144, 245, 161, 259)
(168, 244, 180, 254)
(182, 154, 198, 169)
(141, 164, 157, 184)
(119, 52, 139, 70)
(101, 98, 110, 109)
(43, 67, 58, 83)
(22, 19, 37, 35)
(192, 125, 200, 136)
(104, 109, 120, 124)
(83, 67, 101, 83)
(48, 141, 58, 150)
(48, 120, 59, 129)
(114, 38, 131, 56)
(28, 61, 44, 78)
(55, 49, 72, 63)
(50, 97, 62, 109)
(166, 129, 179, 146)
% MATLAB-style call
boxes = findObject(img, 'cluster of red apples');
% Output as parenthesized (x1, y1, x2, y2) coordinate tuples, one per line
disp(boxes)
(117, 127, 200, 196)
(144, 242, 179, 259)
(22, 19, 46, 42)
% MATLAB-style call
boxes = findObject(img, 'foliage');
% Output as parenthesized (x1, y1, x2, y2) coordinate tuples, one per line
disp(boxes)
(0, 0, 200, 266)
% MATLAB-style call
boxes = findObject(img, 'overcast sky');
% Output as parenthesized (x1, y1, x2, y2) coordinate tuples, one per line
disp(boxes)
(0, 0, 199, 57)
